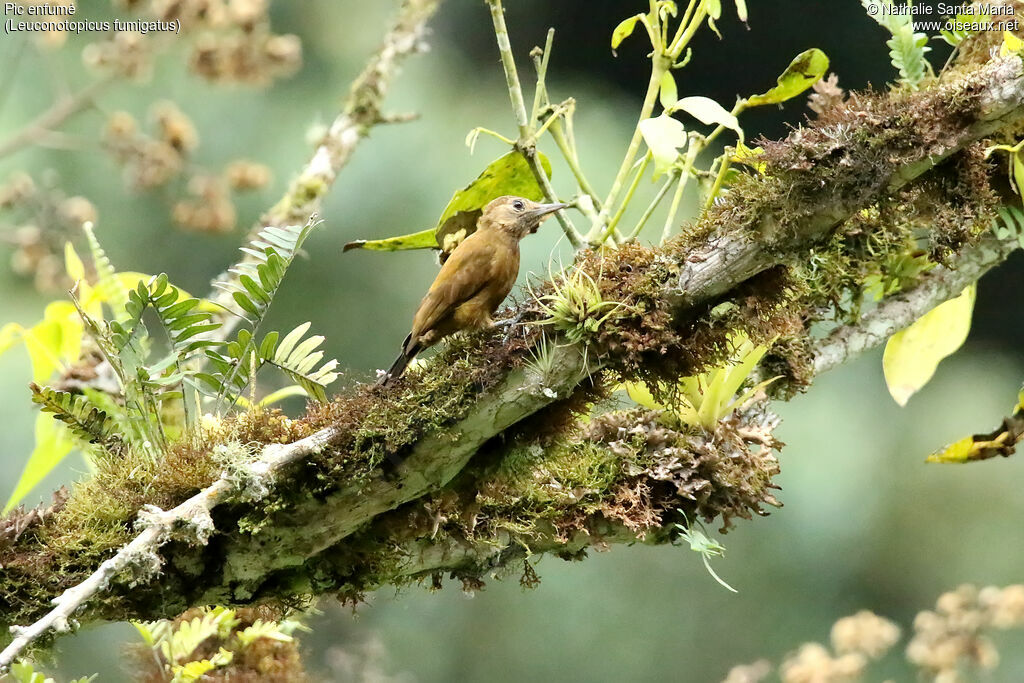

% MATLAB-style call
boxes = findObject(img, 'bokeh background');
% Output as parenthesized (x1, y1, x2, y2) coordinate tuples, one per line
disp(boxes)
(1, 1, 1023, 680)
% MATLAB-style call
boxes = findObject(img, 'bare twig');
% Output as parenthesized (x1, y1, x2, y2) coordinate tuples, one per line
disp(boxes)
(0, 77, 113, 160)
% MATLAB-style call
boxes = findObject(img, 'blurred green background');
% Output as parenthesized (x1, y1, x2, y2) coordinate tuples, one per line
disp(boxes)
(1, 0, 1023, 680)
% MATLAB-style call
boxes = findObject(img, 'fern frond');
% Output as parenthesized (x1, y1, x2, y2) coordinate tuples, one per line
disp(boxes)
(142, 274, 222, 364)
(860, 0, 932, 89)
(83, 223, 129, 321)
(29, 383, 118, 445)
(263, 322, 339, 402)
(211, 216, 322, 327)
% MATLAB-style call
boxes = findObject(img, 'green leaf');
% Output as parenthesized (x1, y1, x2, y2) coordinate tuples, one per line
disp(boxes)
(434, 151, 553, 255)
(733, 0, 748, 22)
(3, 413, 76, 514)
(706, 0, 722, 37)
(611, 14, 644, 52)
(343, 152, 553, 258)
(883, 284, 976, 406)
(747, 48, 830, 107)
(659, 71, 678, 111)
(258, 330, 279, 360)
(673, 96, 742, 139)
(30, 383, 118, 445)
(639, 114, 688, 179)
(276, 322, 310, 362)
(343, 228, 438, 253)
(1013, 153, 1024, 197)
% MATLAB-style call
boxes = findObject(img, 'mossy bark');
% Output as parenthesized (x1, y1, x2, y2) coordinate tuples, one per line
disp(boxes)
(4, 53, 1024, 643)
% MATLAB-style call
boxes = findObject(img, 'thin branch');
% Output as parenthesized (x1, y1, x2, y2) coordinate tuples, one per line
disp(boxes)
(486, 0, 530, 137)
(0, 77, 114, 160)
(0, 426, 341, 671)
(813, 234, 1020, 375)
(486, 0, 584, 247)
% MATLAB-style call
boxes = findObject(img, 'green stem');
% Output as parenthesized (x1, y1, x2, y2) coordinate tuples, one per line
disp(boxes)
(601, 153, 650, 243)
(487, 0, 530, 137)
(589, 59, 669, 241)
(668, 0, 709, 56)
(550, 118, 602, 207)
(530, 28, 554, 126)
(661, 142, 699, 244)
(627, 171, 676, 241)
(488, 0, 584, 247)
(703, 153, 733, 210)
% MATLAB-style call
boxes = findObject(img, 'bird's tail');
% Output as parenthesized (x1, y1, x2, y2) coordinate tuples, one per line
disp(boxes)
(377, 335, 417, 387)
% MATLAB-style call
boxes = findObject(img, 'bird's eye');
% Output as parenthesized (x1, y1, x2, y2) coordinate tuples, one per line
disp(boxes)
(512, 200, 525, 211)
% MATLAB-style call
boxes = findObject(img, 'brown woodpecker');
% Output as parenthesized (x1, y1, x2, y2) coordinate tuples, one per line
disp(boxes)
(379, 195, 566, 386)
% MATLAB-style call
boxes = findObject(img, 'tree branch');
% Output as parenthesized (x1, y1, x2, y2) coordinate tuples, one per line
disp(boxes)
(813, 234, 1020, 375)
(4, 52, 1024, 662)
(0, 77, 114, 160)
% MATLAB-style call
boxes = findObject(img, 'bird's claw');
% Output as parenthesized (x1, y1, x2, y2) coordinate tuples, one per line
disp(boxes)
(493, 312, 527, 344)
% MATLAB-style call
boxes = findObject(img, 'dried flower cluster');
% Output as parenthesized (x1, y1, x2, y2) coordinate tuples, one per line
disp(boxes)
(907, 584, 1024, 681)
(724, 585, 1024, 682)
(102, 103, 271, 233)
(114, 0, 302, 84)
(0, 172, 98, 291)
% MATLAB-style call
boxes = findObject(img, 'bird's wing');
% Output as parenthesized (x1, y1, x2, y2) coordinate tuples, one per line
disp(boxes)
(410, 235, 497, 340)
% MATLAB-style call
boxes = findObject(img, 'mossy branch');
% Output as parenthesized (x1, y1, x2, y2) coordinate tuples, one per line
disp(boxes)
(813, 232, 1021, 375)
(5, 51, 1024, 662)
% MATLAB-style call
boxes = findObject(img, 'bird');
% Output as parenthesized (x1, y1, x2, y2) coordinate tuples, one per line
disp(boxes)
(378, 195, 566, 386)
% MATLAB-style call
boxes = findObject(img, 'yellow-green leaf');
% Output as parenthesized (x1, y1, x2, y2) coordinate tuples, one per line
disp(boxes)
(926, 436, 989, 464)
(3, 413, 76, 513)
(342, 228, 437, 253)
(747, 48, 830, 107)
(343, 152, 552, 258)
(673, 96, 742, 139)
(64, 242, 85, 283)
(883, 284, 976, 406)
(1001, 30, 1024, 56)
(1013, 153, 1024, 197)
(611, 14, 644, 52)
(706, 0, 723, 36)
(639, 114, 687, 179)
(623, 381, 665, 412)
(734, 0, 748, 22)
(659, 71, 678, 111)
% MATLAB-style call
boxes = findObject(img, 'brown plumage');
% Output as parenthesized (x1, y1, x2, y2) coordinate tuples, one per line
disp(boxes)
(379, 195, 566, 386)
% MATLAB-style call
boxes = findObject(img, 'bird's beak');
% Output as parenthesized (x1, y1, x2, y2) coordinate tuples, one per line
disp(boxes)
(526, 202, 568, 220)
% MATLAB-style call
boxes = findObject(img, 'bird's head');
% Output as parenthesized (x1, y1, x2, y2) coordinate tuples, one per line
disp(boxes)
(479, 195, 567, 240)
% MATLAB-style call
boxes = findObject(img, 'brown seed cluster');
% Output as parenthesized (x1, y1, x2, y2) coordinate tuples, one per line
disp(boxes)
(907, 584, 1024, 681)
(104, 104, 190, 190)
(0, 171, 98, 291)
(82, 31, 153, 80)
(172, 174, 236, 234)
(725, 585, 1024, 682)
(103, 104, 272, 232)
(115, 0, 302, 85)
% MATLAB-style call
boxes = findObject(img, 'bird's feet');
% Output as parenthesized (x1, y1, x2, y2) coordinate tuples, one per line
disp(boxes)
(492, 311, 529, 344)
